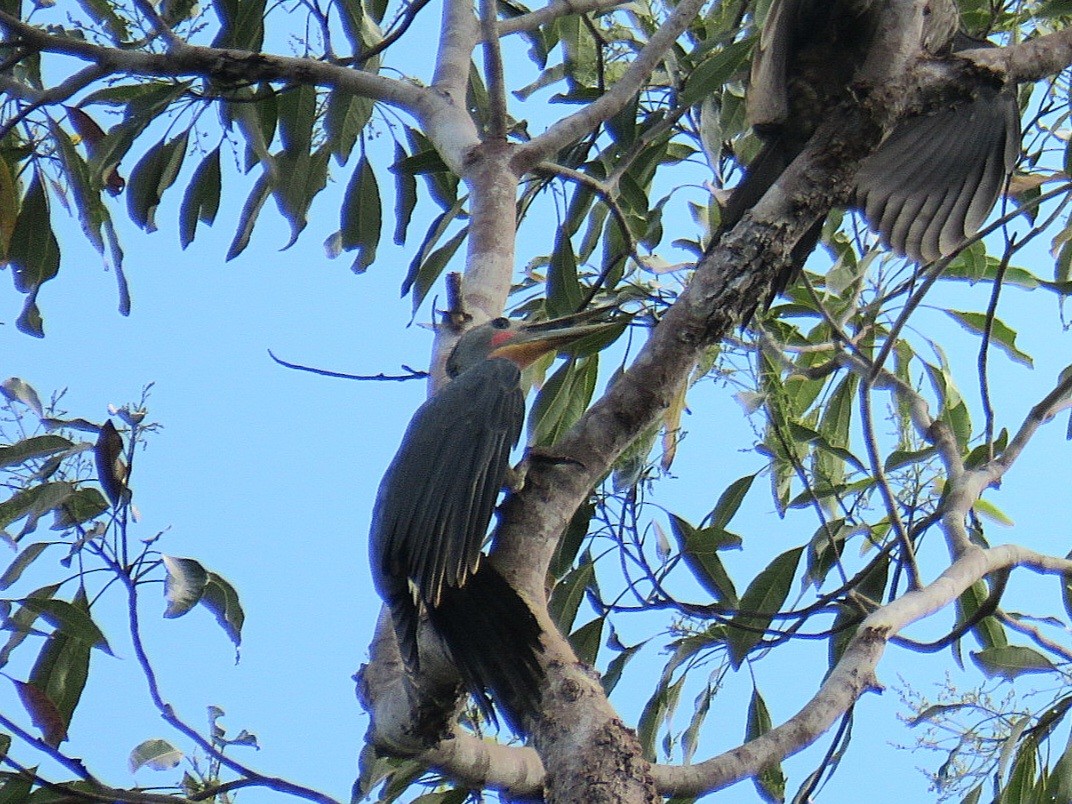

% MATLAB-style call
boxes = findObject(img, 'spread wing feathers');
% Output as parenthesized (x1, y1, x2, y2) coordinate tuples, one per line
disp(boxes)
(853, 86, 1019, 264)
(428, 562, 544, 730)
(370, 358, 524, 669)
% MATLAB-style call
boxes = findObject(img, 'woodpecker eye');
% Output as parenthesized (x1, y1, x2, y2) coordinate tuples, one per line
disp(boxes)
(491, 317, 510, 329)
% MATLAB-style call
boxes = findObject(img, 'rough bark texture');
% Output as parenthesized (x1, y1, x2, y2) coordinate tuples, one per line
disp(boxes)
(9, 1, 1072, 800)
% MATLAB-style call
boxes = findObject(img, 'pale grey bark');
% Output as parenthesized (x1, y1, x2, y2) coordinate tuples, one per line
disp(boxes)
(7, 1, 1072, 800)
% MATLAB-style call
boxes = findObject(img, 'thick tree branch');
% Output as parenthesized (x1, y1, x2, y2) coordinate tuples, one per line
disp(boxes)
(652, 544, 1072, 797)
(431, 0, 480, 105)
(510, 0, 710, 173)
(966, 27, 1072, 84)
(496, 0, 629, 36)
(0, 11, 485, 173)
(938, 368, 1072, 556)
(479, 0, 508, 139)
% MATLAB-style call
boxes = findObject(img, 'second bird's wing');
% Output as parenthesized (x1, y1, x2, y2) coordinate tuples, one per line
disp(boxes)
(853, 79, 1019, 264)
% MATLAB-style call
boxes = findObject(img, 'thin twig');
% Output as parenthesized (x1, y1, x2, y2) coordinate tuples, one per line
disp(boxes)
(978, 236, 1015, 452)
(115, 567, 342, 804)
(997, 610, 1072, 663)
(0, 64, 110, 142)
(267, 349, 429, 381)
(0, 754, 190, 804)
(859, 378, 921, 588)
(131, 0, 182, 46)
(496, 0, 629, 36)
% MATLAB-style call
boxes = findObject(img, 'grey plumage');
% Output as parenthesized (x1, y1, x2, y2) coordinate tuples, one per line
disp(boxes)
(369, 314, 615, 731)
(718, 0, 1019, 297)
(370, 356, 539, 728)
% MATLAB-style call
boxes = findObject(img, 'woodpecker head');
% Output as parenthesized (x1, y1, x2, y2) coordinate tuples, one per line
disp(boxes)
(446, 311, 620, 377)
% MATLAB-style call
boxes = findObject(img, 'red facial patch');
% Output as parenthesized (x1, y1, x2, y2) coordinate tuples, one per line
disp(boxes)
(490, 330, 515, 348)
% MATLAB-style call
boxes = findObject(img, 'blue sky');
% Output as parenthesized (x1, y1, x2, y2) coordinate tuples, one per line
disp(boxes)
(5, 9, 1072, 803)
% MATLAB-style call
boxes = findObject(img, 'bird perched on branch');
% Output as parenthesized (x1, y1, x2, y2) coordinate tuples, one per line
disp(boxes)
(717, 0, 1020, 301)
(369, 312, 616, 731)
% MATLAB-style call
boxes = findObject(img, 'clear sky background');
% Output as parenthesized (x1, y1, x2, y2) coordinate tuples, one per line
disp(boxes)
(4, 7, 1072, 803)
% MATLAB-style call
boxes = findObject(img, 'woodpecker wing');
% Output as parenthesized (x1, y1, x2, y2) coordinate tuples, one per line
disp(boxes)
(854, 81, 1019, 263)
(369, 358, 524, 667)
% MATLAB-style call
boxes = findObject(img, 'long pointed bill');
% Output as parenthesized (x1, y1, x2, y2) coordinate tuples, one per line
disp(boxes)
(488, 314, 623, 368)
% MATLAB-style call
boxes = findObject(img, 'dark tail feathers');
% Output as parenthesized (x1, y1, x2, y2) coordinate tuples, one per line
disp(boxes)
(427, 563, 544, 732)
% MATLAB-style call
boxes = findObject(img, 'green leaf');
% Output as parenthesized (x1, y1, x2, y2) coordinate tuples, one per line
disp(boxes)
(6, 169, 59, 337)
(727, 547, 803, 668)
(127, 130, 189, 232)
(0, 435, 72, 469)
(179, 147, 222, 249)
(392, 142, 417, 245)
(212, 0, 266, 50)
(277, 83, 317, 158)
(226, 174, 271, 260)
(0, 773, 33, 804)
(547, 232, 583, 318)
(76, 0, 130, 41)
(569, 616, 603, 667)
(12, 677, 66, 746)
(529, 356, 599, 448)
(326, 91, 373, 165)
(28, 589, 92, 737)
(958, 579, 1007, 651)
(232, 85, 277, 173)
(162, 555, 209, 618)
(409, 227, 467, 314)
(400, 194, 468, 299)
(974, 497, 1014, 527)
(0, 481, 75, 535)
(550, 500, 594, 579)
(0, 378, 43, 417)
(0, 157, 17, 258)
(884, 446, 937, 472)
(17, 597, 111, 654)
(668, 513, 739, 606)
(339, 156, 382, 273)
(746, 687, 787, 802)
(681, 40, 754, 107)
(1045, 729, 1072, 802)
(972, 646, 1056, 680)
(945, 310, 1033, 367)
(201, 571, 244, 648)
(601, 637, 642, 695)
(129, 738, 183, 773)
(0, 583, 61, 668)
(51, 487, 108, 529)
(50, 119, 122, 276)
(88, 82, 192, 193)
(710, 473, 756, 530)
(548, 559, 594, 633)
(273, 145, 331, 248)
(637, 668, 685, 762)
(0, 543, 49, 590)
(403, 127, 458, 210)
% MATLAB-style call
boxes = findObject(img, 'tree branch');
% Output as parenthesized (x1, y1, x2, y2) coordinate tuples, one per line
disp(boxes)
(496, 0, 629, 36)
(651, 544, 1072, 798)
(0, 11, 483, 170)
(511, 0, 710, 173)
